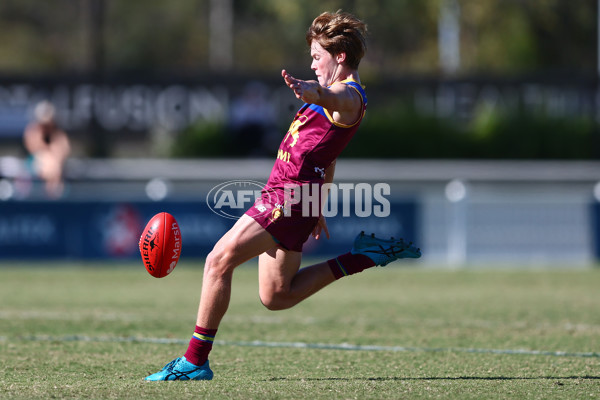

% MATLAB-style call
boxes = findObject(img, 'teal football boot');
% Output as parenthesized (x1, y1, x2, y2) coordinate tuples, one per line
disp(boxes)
(145, 357, 213, 381)
(351, 231, 421, 266)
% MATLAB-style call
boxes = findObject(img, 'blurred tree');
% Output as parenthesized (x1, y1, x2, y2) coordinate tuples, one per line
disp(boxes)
(0, 0, 87, 73)
(460, 0, 596, 75)
(103, 1, 209, 75)
(520, 0, 596, 73)
(0, 0, 595, 77)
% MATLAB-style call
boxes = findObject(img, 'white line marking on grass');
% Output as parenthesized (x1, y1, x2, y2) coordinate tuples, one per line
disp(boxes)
(0, 310, 145, 322)
(7, 335, 600, 359)
(220, 340, 600, 358)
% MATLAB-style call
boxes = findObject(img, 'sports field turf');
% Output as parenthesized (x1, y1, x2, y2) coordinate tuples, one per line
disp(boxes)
(0, 261, 598, 399)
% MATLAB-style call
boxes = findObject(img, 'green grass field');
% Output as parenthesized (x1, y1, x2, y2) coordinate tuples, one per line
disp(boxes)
(0, 261, 599, 399)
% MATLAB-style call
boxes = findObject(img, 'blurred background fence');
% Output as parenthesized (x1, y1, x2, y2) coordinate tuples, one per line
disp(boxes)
(2, 157, 600, 266)
(0, 0, 599, 266)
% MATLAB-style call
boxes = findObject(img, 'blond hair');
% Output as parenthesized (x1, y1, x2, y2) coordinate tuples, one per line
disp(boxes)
(306, 11, 367, 70)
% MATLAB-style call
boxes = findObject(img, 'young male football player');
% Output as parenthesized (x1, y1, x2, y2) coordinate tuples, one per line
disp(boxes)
(145, 10, 420, 381)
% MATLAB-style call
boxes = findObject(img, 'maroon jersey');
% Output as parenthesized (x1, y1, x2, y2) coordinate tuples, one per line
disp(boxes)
(246, 79, 367, 251)
(267, 79, 367, 188)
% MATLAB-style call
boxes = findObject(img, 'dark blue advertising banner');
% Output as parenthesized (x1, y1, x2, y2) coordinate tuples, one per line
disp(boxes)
(0, 199, 418, 260)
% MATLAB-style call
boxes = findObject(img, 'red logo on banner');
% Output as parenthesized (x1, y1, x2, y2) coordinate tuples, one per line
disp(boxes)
(101, 205, 142, 257)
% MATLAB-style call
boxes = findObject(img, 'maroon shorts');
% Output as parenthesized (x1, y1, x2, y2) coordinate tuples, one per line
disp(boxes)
(245, 189, 319, 252)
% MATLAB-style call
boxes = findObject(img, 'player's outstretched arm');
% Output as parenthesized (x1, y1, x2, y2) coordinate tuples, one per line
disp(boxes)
(281, 69, 360, 114)
(282, 69, 321, 103)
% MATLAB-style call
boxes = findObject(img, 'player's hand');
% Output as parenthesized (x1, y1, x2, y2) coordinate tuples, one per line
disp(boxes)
(312, 214, 330, 240)
(282, 69, 321, 104)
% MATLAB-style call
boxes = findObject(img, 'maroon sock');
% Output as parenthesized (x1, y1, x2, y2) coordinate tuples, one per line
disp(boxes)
(183, 326, 217, 366)
(327, 252, 376, 280)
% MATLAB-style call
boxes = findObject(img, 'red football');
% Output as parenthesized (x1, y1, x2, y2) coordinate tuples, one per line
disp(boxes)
(139, 212, 182, 278)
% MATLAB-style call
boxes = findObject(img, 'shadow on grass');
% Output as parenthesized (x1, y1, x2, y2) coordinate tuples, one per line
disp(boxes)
(266, 375, 600, 382)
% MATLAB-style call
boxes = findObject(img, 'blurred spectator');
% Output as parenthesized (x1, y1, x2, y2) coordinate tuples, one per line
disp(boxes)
(23, 101, 71, 198)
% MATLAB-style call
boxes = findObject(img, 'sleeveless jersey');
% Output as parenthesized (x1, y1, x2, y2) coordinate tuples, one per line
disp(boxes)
(266, 79, 367, 189)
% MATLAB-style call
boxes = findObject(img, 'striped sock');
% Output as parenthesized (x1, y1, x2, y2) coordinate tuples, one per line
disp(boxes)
(183, 326, 217, 366)
(327, 252, 376, 280)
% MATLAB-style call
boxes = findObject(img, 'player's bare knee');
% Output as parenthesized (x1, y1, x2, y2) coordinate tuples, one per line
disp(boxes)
(260, 295, 287, 311)
(259, 288, 293, 311)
